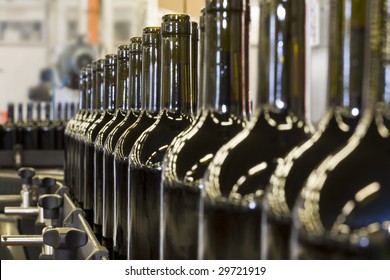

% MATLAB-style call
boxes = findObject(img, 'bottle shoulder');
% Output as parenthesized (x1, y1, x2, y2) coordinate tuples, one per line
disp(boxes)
(130, 109, 192, 168)
(296, 107, 390, 250)
(163, 110, 246, 185)
(204, 108, 311, 203)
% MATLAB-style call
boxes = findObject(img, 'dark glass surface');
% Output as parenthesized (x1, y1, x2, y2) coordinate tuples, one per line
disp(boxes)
(292, 0, 390, 260)
(264, 0, 366, 259)
(128, 15, 193, 260)
(15, 103, 24, 145)
(54, 103, 66, 150)
(200, 0, 310, 260)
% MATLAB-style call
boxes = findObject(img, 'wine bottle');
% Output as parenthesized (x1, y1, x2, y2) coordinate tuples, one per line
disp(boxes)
(1, 103, 17, 150)
(292, 0, 390, 260)
(38, 102, 56, 149)
(128, 14, 193, 260)
(264, 0, 365, 259)
(79, 60, 103, 225)
(161, 0, 250, 260)
(64, 68, 87, 187)
(113, 29, 161, 260)
(101, 44, 135, 258)
(84, 55, 116, 241)
(22, 103, 38, 150)
(200, 0, 311, 259)
(197, 9, 206, 115)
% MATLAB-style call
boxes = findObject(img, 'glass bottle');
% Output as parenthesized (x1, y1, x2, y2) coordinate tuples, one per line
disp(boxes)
(101, 44, 135, 258)
(161, 0, 250, 260)
(128, 14, 193, 260)
(200, 0, 311, 260)
(38, 103, 56, 150)
(264, 0, 366, 259)
(79, 60, 103, 225)
(22, 103, 38, 150)
(113, 29, 161, 260)
(1, 103, 17, 150)
(84, 55, 116, 241)
(64, 68, 87, 187)
(292, 0, 390, 260)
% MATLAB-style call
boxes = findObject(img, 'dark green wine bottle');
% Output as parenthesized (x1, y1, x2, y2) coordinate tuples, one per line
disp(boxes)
(38, 102, 56, 150)
(128, 14, 193, 260)
(161, 0, 250, 260)
(264, 0, 366, 259)
(113, 29, 161, 260)
(200, 0, 311, 259)
(292, 0, 390, 260)
(101, 44, 135, 258)
(1, 103, 17, 150)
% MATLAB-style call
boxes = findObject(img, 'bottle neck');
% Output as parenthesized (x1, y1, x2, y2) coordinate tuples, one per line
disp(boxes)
(79, 72, 87, 111)
(143, 38, 161, 113)
(117, 52, 130, 110)
(104, 60, 117, 111)
(161, 33, 192, 114)
(36, 104, 42, 121)
(57, 103, 62, 120)
(192, 23, 199, 114)
(327, 0, 367, 113)
(204, 6, 249, 118)
(70, 103, 76, 118)
(27, 104, 33, 121)
(64, 103, 69, 121)
(258, 0, 306, 118)
(17, 104, 23, 122)
(129, 48, 143, 111)
(44, 103, 51, 121)
(96, 63, 105, 111)
(7, 104, 14, 123)
(85, 68, 92, 111)
(90, 67, 97, 111)
(198, 13, 206, 112)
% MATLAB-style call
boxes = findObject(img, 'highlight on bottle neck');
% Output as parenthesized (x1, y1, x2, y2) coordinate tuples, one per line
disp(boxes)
(85, 65, 93, 111)
(96, 59, 105, 111)
(104, 54, 118, 111)
(91, 61, 98, 111)
(161, 13, 192, 115)
(198, 9, 206, 112)
(117, 44, 130, 110)
(129, 37, 143, 112)
(327, 0, 367, 115)
(192, 21, 199, 114)
(142, 26, 161, 113)
(203, 0, 249, 118)
(258, 0, 306, 118)
(79, 67, 87, 111)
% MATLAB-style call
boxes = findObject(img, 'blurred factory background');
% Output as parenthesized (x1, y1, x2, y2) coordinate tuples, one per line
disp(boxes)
(0, 0, 328, 126)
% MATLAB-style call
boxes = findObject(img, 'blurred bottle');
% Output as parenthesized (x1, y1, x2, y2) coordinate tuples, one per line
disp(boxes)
(200, 0, 311, 260)
(264, 0, 365, 259)
(37, 102, 56, 149)
(292, 0, 390, 260)
(113, 29, 161, 260)
(22, 103, 38, 150)
(15, 103, 24, 145)
(161, 0, 249, 260)
(0, 103, 17, 150)
(128, 14, 193, 260)
(53, 103, 66, 150)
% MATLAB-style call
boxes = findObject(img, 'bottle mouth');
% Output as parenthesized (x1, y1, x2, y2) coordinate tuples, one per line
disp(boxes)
(161, 14, 191, 36)
(143, 26, 161, 45)
(105, 54, 117, 66)
(205, 0, 247, 12)
(130, 37, 143, 53)
(117, 44, 129, 58)
(97, 59, 105, 71)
